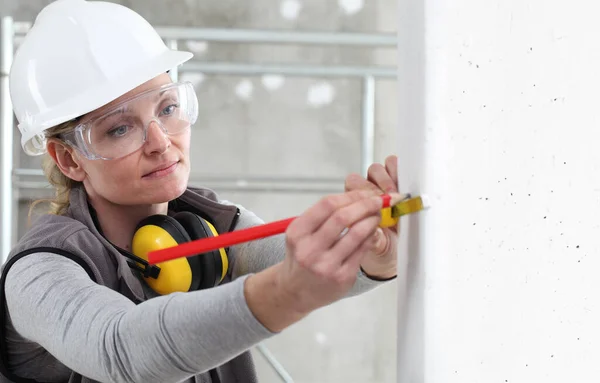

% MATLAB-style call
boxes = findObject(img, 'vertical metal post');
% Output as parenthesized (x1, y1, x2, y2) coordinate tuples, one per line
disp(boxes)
(0, 17, 14, 263)
(166, 39, 179, 82)
(361, 75, 375, 177)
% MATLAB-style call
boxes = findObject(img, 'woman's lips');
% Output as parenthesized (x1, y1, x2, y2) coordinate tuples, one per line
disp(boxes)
(142, 161, 179, 178)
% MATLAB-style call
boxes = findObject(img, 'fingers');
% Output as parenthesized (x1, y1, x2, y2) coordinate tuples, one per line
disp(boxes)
(312, 214, 381, 279)
(347, 155, 398, 194)
(384, 155, 399, 189)
(336, 235, 374, 281)
(328, 214, 381, 261)
(287, 191, 401, 270)
(309, 193, 386, 251)
(367, 161, 398, 194)
(344, 172, 381, 193)
(286, 189, 379, 241)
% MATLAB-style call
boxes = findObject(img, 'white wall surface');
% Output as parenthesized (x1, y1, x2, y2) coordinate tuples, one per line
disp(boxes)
(396, 0, 600, 382)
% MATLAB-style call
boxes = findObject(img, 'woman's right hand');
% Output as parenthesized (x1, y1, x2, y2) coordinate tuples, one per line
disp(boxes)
(278, 189, 394, 313)
(244, 189, 398, 332)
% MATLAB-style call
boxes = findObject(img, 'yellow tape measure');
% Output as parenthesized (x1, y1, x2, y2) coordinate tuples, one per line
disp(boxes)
(379, 194, 429, 228)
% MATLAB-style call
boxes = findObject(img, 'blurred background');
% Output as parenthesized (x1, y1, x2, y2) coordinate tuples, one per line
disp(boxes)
(1, 1, 398, 382)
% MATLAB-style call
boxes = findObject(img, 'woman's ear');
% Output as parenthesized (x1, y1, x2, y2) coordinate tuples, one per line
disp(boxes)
(47, 139, 86, 182)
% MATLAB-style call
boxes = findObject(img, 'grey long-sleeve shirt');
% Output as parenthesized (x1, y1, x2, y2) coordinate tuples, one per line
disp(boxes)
(4, 203, 386, 382)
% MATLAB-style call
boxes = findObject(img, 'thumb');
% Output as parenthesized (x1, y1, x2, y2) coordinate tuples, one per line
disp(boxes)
(371, 228, 389, 256)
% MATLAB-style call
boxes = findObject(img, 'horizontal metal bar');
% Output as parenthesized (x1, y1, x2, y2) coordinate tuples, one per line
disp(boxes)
(156, 27, 396, 47)
(12, 168, 42, 176)
(13, 169, 345, 193)
(15, 181, 341, 195)
(189, 185, 341, 193)
(15, 181, 52, 190)
(181, 62, 396, 78)
(12, 22, 30, 35)
(13, 22, 395, 47)
(13, 168, 346, 184)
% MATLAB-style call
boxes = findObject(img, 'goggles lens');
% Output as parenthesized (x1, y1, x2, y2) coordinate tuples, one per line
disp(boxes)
(62, 82, 198, 160)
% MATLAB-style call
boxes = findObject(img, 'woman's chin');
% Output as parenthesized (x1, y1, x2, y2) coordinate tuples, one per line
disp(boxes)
(156, 181, 188, 202)
(133, 178, 189, 205)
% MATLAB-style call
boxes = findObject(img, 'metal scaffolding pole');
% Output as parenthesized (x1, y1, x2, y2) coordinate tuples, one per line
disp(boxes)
(12, 22, 396, 47)
(180, 62, 395, 78)
(165, 39, 179, 82)
(13, 169, 346, 183)
(13, 171, 345, 195)
(1, 17, 14, 263)
(255, 344, 294, 383)
(361, 75, 376, 177)
(155, 27, 396, 47)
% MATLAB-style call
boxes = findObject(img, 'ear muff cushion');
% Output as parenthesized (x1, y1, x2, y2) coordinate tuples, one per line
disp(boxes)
(173, 211, 227, 289)
(132, 215, 201, 294)
(203, 219, 229, 282)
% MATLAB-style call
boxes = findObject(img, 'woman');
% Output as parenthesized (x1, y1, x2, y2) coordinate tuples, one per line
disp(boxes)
(0, 1, 400, 382)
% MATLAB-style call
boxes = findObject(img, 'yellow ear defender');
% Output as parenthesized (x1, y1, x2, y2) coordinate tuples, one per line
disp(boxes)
(130, 212, 228, 295)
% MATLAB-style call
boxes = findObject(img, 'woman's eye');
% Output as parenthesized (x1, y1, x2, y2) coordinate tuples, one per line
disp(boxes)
(161, 103, 179, 116)
(107, 125, 129, 137)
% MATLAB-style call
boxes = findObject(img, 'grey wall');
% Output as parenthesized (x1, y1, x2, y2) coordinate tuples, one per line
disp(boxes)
(4, 1, 398, 382)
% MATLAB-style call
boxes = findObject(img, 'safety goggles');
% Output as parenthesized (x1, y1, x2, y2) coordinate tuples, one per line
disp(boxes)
(60, 82, 198, 160)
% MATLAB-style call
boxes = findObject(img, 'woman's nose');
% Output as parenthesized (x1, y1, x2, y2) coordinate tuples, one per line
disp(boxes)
(143, 120, 170, 155)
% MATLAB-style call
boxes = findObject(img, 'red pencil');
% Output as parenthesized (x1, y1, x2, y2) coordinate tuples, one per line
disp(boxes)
(147, 217, 297, 264)
(147, 193, 427, 265)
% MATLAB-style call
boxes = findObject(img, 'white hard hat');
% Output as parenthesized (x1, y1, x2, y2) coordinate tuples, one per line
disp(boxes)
(9, 0, 193, 156)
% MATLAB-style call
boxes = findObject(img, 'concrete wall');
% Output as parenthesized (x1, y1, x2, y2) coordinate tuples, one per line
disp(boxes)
(3, 1, 397, 382)
(395, 0, 600, 382)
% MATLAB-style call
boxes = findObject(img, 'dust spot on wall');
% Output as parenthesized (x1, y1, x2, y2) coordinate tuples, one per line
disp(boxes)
(315, 332, 328, 345)
(261, 74, 285, 91)
(235, 79, 254, 100)
(280, 0, 302, 20)
(180, 73, 205, 87)
(185, 40, 208, 54)
(307, 82, 336, 107)
(338, 0, 364, 15)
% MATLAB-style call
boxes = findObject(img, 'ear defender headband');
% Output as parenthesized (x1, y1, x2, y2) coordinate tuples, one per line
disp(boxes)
(130, 212, 228, 295)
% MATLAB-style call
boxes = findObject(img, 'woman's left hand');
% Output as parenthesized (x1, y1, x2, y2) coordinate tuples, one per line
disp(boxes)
(344, 155, 399, 280)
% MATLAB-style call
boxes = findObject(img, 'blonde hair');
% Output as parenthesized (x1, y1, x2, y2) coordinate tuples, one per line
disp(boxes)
(28, 120, 82, 221)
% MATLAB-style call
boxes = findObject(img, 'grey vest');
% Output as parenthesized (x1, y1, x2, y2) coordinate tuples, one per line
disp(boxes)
(0, 185, 260, 383)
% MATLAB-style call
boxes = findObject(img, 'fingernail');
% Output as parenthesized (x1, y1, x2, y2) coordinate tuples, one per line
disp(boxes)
(373, 228, 382, 243)
(381, 194, 391, 208)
